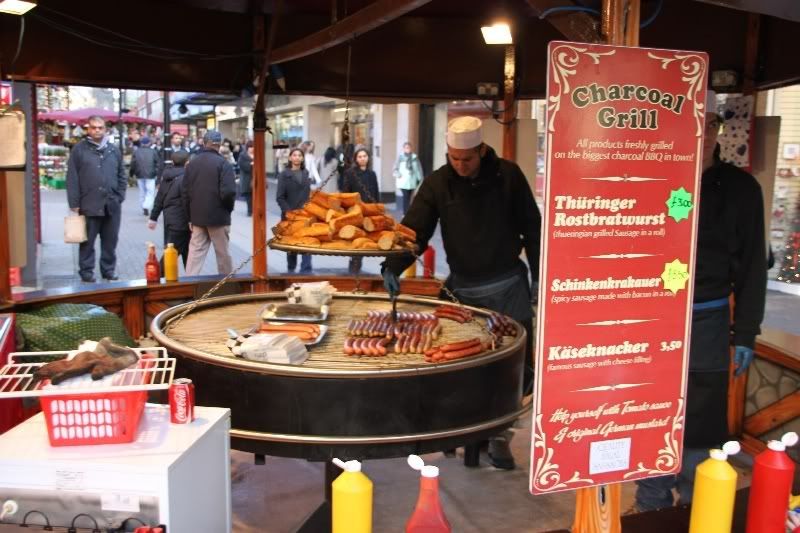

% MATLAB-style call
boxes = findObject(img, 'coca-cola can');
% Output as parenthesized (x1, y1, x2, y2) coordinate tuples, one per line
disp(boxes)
(169, 378, 195, 424)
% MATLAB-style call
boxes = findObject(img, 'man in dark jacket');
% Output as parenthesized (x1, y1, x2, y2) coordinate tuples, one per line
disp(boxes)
(148, 151, 190, 267)
(130, 136, 159, 216)
(634, 91, 767, 511)
(66, 115, 127, 283)
(181, 130, 236, 275)
(237, 142, 253, 216)
(382, 116, 541, 470)
(160, 132, 188, 183)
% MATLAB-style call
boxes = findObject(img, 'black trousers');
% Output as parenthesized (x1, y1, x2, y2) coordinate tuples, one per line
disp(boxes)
(400, 189, 414, 214)
(242, 192, 252, 216)
(79, 205, 121, 278)
(164, 226, 191, 268)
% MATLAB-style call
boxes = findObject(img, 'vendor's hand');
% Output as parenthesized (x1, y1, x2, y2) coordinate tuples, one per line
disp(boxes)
(147, 220, 157, 230)
(70, 207, 79, 213)
(733, 345, 754, 377)
(383, 270, 400, 299)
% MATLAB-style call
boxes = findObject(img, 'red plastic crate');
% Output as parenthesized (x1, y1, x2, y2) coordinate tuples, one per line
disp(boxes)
(38, 355, 157, 446)
(40, 389, 147, 446)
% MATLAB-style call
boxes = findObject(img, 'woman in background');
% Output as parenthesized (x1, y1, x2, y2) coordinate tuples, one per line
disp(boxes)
(342, 148, 380, 274)
(318, 146, 340, 193)
(276, 148, 314, 274)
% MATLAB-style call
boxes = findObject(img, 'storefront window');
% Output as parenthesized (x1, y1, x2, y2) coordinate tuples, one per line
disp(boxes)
(272, 111, 304, 146)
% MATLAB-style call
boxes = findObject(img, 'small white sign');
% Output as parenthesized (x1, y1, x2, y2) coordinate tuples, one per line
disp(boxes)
(589, 438, 631, 475)
(55, 470, 86, 491)
(101, 492, 141, 513)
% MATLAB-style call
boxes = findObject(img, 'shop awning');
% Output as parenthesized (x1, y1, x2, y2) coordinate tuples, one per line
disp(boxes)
(37, 107, 162, 126)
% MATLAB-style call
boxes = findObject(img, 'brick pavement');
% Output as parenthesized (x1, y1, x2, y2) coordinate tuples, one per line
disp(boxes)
(32, 180, 450, 290)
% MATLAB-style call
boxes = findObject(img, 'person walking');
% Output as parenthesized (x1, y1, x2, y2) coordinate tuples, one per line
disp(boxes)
(130, 136, 159, 216)
(276, 148, 314, 274)
(382, 117, 541, 470)
(148, 151, 191, 268)
(342, 148, 380, 274)
(181, 130, 237, 276)
(302, 140, 321, 186)
(66, 115, 127, 283)
(318, 146, 339, 193)
(393, 141, 423, 214)
(238, 142, 254, 217)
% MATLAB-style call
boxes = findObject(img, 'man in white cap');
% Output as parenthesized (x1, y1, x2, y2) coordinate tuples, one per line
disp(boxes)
(382, 116, 541, 470)
(633, 91, 767, 511)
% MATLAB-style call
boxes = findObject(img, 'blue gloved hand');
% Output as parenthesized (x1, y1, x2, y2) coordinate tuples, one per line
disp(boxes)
(382, 269, 400, 299)
(733, 345, 754, 377)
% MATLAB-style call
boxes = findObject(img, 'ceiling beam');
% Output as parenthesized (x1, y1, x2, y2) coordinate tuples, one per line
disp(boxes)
(271, 0, 432, 64)
(525, 0, 603, 43)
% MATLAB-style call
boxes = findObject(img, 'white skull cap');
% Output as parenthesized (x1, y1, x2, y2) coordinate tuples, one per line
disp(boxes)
(446, 116, 483, 149)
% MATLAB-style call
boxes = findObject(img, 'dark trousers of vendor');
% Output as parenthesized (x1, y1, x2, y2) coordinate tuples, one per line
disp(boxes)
(634, 302, 731, 511)
(79, 204, 121, 280)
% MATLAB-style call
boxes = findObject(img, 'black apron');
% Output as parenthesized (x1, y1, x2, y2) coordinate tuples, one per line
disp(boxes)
(445, 263, 533, 323)
(683, 304, 731, 448)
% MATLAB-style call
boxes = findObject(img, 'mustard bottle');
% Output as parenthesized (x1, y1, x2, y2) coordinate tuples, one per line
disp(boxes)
(332, 458, 372, 533)
(689, 441, 740, 533)
(403, 261, 417, 278)
(164, 243, 179, 282)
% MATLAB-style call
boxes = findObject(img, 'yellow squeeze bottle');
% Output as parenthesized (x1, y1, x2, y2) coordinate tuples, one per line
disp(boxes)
(688, 441, 740, 533)
(164, 243, 179, 282)
(332, 458, 372, 533)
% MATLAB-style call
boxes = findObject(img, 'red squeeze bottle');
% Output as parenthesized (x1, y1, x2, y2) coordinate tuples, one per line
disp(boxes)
(422, 247, 436, 278)
(145, 242, 161, 282)
(745, 431, 798, 533)
(406, 455, 451, 533)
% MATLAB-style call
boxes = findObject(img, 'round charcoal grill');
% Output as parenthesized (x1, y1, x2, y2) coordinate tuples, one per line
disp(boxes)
(150, 293, 526, 460)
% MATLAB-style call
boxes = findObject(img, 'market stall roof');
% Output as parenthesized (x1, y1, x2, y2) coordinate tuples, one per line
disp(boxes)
(1, 0, 799, 100)
(38, 107, 162, 126)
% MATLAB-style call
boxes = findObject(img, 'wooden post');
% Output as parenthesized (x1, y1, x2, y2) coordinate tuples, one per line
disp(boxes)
(572, 2, 637, 530)
(0, 171, 10, 303)
(251, 12, 268, 288)
(501, 44, 517, 161)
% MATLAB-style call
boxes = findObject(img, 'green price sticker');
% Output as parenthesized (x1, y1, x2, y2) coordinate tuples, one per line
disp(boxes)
(665, 187, 694, 222)
(661, 259, 690, 294)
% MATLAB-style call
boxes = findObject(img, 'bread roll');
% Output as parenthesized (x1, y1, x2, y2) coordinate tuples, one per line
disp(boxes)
(362, 215, 394, 232)
(303, 202, 329, 220)
(339, 225, 367, 240)
(295, 222, 332, 238)
(331, 192, 361, 207)
(352, 238, 380, 250)
(321, 240, 352, 249)
(309, 191, 341, 210)
(329, 210, 364, 233)
(359, 202, 385, 216)
(280, 236, 321, 246)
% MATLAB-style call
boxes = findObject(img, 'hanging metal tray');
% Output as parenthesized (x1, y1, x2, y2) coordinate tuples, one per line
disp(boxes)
(268, 238, 417, 258)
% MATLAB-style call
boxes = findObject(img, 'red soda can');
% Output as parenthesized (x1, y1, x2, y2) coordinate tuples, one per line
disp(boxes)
(169, 378, 195, 424)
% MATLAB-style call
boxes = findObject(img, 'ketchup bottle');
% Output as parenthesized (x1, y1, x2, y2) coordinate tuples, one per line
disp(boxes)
(145, 242, 161, 282)
(405, 455, 451, 533)
(745, 431, 798, 533)
(422, 247, 436, 278)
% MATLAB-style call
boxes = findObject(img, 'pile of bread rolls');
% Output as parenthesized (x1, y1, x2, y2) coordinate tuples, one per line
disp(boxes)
(273, 191, 417, 251)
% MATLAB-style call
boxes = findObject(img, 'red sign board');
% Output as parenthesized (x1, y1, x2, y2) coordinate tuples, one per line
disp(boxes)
(530, 42, 708, 494)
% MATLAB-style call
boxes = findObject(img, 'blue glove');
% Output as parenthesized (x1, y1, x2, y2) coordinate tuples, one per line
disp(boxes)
(382, 269, 400, 299)
(733, 345, 754, 377)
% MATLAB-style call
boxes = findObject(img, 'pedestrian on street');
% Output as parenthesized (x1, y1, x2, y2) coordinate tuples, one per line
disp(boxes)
(130, 136, 159, 216)
(318, 146, 339, 193)
(237, 141, 254, 217)
(181, 130, 237, 276)
(393, 141, 423, 214)
(276, 148, 314, 274)
(148, 151, 191, 268)
(66, 115, 127, 283)
(342, 148, 380, 274)
(633, 91, 767, 512)
(302, 140, 321, 186)
(382, 116, 541, 470)
(161, 132, 187, 182)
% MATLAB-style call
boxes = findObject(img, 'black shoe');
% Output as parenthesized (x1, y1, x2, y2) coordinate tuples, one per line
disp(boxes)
(80, 274, 96, 283)
(488, 435, 516, 470)
(102, 273, 119, 281)
(443, 448, 457, 458)
(143, 208, 149, 216)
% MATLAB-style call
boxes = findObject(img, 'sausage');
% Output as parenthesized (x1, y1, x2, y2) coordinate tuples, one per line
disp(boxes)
(422, 334, 433, 352)
(443, 344, 483, 360)
(434, 310, 466, 323)
(357, 337, 369, 356)
(440, 338, 481, 353)
(376, 338, 389, 356)
(407, 333, 419, 353)
(343, 337, 355, 355)
(261, 323, 319, 333)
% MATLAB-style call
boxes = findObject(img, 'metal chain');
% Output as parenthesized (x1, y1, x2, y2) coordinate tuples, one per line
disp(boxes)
(166, 240, 270, 333)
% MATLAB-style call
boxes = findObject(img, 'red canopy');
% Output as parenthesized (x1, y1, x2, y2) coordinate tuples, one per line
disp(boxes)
(37, 107, 161, 126)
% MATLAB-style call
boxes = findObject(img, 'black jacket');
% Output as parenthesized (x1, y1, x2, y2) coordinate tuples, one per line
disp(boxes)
(342, 167, 379, 203)
(150, 166, 188, 230)
(181, 148, 236, 227)
(130, 146, 160, 180)
(384, 146, 541, 283)
(66, 138, 126, 216)
(276, 168, 312, 215)
(695, 159, 767, 348)
(238, 151, 252, 194)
